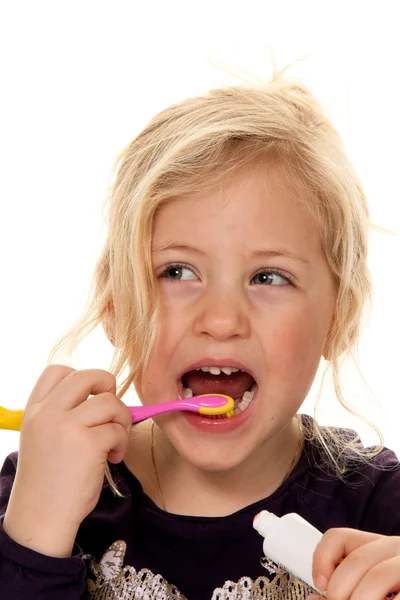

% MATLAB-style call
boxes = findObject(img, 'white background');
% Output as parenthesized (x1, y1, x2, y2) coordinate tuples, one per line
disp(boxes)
(0, 1, 399, 465)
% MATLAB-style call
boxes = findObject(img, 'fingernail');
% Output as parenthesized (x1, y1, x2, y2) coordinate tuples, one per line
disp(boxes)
(315, 575, 328, 591)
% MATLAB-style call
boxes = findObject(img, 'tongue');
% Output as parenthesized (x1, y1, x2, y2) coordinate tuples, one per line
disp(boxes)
(183, 370, 255, 399)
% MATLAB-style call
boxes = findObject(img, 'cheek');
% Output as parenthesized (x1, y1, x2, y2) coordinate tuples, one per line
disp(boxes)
(135, 339, 171, 404)
(264, 303, 329, 379)
(156, 305, 185, 349)
(157, 287, 192, 344)
(137, 300, 187, 398)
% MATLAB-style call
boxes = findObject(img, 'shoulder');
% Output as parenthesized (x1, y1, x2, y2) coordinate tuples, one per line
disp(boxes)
(357, 446, 400, 534)
(0, 451, 19, 514)
(300, 413, 400, 477)
(0, 451, 18, 474)
(293, 415, 400, 535)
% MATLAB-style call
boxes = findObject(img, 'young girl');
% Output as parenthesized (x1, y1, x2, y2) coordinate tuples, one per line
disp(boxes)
(1, 73, 400, 600)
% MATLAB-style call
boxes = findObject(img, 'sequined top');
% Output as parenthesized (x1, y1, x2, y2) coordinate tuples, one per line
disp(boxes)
(1, 415, 400, 600)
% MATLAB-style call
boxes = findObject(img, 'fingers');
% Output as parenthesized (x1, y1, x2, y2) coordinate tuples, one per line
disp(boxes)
(312, 528, 400, 599)
(24, 364, 131, 462)
(26, 364, 76, 406)
(328, 538, 400, 599)
(90, 422, 131, 464)
(28, 365, 117, 412)
(348, 555, 400, 600)
(73, 393, 132, 435)
(312, 528, 382, 590)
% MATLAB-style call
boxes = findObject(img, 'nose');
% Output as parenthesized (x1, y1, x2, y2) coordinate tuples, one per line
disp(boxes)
(193, 288, 250, 341)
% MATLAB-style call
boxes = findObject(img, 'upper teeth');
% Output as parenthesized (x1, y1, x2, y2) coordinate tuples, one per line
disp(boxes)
(195, 366, 241, 375)
(196, 367, 241, 375)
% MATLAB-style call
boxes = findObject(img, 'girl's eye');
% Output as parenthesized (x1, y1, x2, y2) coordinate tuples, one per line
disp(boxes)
(159, 264, 196, 281)
(251, 269, 292, 286)
(158, 265, 293, 285)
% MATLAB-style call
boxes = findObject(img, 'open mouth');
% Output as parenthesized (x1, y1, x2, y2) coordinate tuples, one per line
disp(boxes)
(181, 366, 257, 419)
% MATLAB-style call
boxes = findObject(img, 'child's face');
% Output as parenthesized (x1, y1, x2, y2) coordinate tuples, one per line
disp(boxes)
(136, 161, 336, 470)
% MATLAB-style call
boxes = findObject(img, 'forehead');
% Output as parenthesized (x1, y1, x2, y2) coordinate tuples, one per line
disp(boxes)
(152, 162, 322, 257)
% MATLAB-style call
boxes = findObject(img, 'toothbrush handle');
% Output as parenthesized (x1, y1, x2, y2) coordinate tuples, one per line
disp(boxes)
(0, 404, 188, 430)
(0, 408, 24, 431)
(0, 404, 189, 431)
(128, 400, 193, 423)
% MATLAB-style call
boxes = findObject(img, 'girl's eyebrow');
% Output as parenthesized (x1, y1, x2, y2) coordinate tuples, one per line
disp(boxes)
(152, 243, 311, 265)
(152, 243, 205, 256)
(252, 249, 311, 265)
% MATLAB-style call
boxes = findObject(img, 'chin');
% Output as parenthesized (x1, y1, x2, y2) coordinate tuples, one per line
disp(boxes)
(187, 454, 249, 473)
(171, 431, 257, 473)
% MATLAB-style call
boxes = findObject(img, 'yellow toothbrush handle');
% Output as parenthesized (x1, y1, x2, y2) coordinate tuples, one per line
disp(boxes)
(0, 407, 24, 431)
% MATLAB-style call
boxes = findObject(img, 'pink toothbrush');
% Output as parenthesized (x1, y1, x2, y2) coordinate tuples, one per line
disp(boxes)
(0, 394, 235, 431)
(128, 394, 235, 423)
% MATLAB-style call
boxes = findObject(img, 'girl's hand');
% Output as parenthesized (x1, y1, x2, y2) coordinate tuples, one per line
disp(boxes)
(3, 364, 132, 557)
(307, 527, 400, 599)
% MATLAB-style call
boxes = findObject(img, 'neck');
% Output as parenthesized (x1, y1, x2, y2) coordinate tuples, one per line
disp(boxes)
(152, 417, 303, 516)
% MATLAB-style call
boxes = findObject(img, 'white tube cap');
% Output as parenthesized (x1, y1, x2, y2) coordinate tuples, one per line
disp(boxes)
(253, 510, 279, 536)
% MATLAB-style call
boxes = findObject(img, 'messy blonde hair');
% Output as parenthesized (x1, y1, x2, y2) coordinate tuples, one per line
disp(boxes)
(48, 68, 386, 496)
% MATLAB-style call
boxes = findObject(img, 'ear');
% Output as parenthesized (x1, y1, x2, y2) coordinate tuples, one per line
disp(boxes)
(322, 310, 336, 361)
(103, 303, 115, 346)
(322, 341, 331, 361)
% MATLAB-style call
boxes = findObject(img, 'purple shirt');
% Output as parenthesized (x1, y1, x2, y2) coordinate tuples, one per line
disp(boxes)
(1, 414, 400, 599)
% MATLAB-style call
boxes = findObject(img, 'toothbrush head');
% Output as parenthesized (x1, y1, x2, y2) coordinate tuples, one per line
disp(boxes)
(196, 394, 235, 417)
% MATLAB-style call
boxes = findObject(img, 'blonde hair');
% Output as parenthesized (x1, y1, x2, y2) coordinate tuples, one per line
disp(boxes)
(48, 69, 386, 496)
